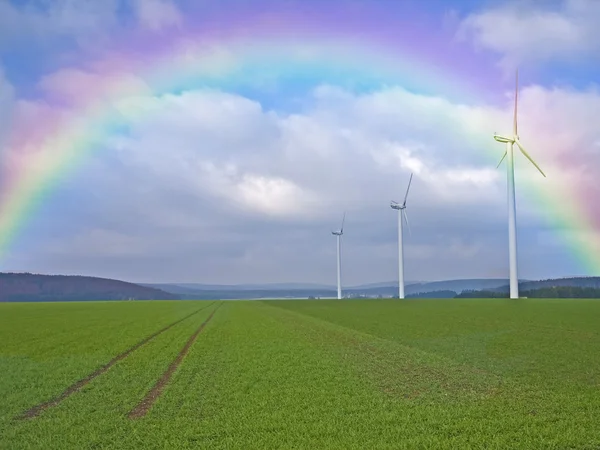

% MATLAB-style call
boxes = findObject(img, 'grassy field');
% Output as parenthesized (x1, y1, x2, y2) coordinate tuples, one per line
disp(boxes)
(1, 299, 600, 449)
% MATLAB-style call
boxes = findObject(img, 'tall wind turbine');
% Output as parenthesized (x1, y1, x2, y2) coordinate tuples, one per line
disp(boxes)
(331, 212, 345, 299)
(493, 70, 546, 299)
(390, 173, 413, 299)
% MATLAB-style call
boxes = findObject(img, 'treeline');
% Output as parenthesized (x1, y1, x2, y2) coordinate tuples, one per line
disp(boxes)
(456, 290, 506, 298)
(406, 290, 457, 299)
(456, 286, 600, 298)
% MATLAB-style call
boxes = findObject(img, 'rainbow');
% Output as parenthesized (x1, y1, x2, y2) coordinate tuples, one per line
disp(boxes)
(0, 6, 598, 274)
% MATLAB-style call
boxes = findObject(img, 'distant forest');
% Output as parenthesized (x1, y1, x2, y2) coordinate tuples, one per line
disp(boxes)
(406, 290, 457, 298)
(0, 273, 179, 302)
(456, 286, 600, 298)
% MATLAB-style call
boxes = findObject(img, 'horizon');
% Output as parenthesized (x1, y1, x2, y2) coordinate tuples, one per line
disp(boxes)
(2, 270, 594, 289)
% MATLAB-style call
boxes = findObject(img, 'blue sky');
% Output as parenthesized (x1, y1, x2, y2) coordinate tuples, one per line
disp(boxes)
(1, 0, 600, 285)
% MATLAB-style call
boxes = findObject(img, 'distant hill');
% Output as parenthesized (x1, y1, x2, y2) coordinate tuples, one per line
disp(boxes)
(341, 279, 520, 298)
(488, 277, 600, 293)
(404, 279, 525, 295)
(153, 287, 339, 300)
(457, 285, 600, 299)
(0, 273, 179, 302)
(5, 273, 596, 302)
(346, 281, 421, 290)
(147, 278, 523, 299)
(143, 282, 335, 292)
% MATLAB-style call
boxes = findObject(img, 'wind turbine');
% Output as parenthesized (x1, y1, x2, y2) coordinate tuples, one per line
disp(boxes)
(331, 212, 345, 299)
(493, 70, 546, 299)
(390, 173, 413, 299)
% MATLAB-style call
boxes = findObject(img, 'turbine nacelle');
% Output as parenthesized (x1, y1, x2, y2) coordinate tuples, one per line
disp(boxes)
(391, 173, 413, 237)
(331, 211, 345, 236)
(493, 134, 514, 144)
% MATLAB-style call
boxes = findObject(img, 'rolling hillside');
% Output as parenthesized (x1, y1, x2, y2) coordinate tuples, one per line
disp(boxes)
(0, 273, 180, 302)
(3, 273, 597, 301)
(489, 277, 600, 293)
(146, 278, 520, 299)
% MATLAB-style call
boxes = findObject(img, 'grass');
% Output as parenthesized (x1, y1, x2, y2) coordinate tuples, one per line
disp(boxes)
(1, 299, 600, 448)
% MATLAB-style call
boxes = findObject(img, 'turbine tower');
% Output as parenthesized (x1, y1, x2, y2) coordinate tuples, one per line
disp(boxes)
(390, 173, 413, 299)
(493, 70, 546, 299)
(331, 212, 345, 300)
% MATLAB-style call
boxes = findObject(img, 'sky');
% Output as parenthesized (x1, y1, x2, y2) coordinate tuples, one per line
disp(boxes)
(1, 0, 600, 285)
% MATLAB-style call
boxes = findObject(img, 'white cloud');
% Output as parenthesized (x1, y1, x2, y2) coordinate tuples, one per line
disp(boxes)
(457, 0, 600, 68)
(130, 0, 183, 31)
(236, 174, 318, 217)
(194, 162, 322, 218)
(4, 72, 600, 283)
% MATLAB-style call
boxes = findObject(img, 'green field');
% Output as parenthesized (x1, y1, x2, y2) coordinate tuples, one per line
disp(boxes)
(1, 299, 600, 449)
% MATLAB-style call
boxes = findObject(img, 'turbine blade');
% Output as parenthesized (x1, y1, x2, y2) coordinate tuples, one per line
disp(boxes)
(514, 69, 519, 136)
(496, 151, 507, 168)
(340, 211, 346, 233)
(402, 209, 411, 237)
(515, 140, 546, 177)
(402, 173, 413, 206)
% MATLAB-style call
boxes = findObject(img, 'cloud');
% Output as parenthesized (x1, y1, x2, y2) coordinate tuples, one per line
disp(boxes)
(4, 66, 600, 283)
(0, 0, 184, 52)
(0, 67, 15, 140)
(37, 68, 152, 106)
(130, 0, 183, 31)
(457, 0, 600, 68)
(0, 68, 16, 184)
(199, 165, 322, 218)
(0, 0, 122, 47)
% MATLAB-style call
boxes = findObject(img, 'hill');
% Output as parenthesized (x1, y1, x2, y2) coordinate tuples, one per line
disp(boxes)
(487, 277, 600, 293)
(457, 285, 600, 299)
(147, 278, 518, 299)
(4, 274, 596, 302)
(404, 278, 521, 295)
(142, 282, 335, 295)
(0, 273, 180, 302)
(150, 287, 339, 300)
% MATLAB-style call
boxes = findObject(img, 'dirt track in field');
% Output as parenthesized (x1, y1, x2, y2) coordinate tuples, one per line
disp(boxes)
(18, 302, 216, 420)
(128, 303, 223, 419)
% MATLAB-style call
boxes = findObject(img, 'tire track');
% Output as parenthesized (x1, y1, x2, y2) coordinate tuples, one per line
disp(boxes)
(128, 302, 223, 419)
(17, 302, 216, 420)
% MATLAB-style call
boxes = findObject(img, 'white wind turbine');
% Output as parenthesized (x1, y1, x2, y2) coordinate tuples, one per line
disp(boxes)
(390, 173, 413, 299)
(331, 212, 345, 300)
(493, 70, 546, 299)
